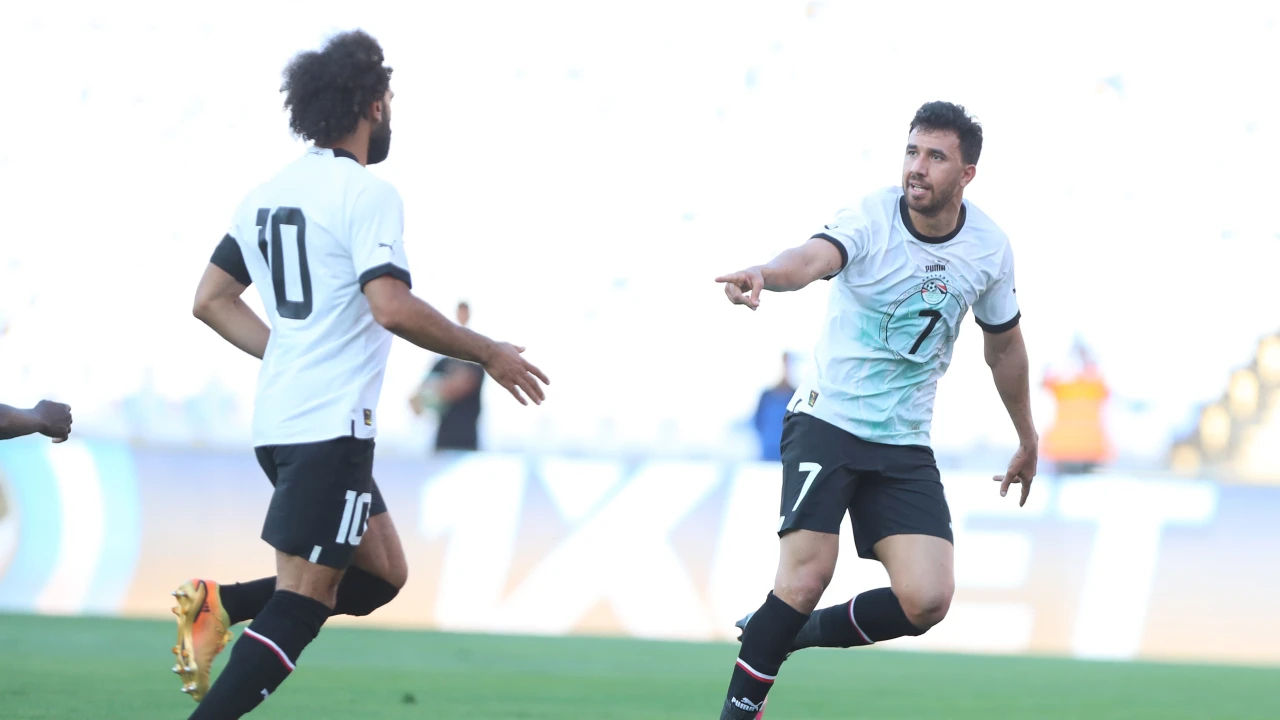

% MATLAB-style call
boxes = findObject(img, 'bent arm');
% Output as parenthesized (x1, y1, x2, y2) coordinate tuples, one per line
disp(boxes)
(984, 324, 1037, 446)
(193, 263, 270, 360)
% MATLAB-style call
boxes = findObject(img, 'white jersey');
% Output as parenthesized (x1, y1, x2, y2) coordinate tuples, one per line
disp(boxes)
(211, 147, 412, 446)
(791, 187, 1020, 447)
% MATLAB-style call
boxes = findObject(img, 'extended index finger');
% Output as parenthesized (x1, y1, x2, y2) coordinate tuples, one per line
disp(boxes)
(1019, 476, 1033, 507)
(994, 474, 1013, 498)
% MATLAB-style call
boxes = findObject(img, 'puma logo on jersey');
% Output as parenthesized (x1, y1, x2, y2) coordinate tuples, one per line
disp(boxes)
(925, 263, 946, 273)
(377, 242, 395, 249)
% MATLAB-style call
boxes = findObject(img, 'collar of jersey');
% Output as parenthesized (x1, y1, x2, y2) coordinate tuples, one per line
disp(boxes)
(330, 148, 360, 163)
(898, 195, 966, 245)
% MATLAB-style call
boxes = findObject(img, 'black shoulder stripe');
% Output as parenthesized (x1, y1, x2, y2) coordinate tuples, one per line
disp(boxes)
(811, 233, 849, 281)
(210, 234, 252, 286)
(359, 263, 412, 291)
(976, 311, 1021, 334)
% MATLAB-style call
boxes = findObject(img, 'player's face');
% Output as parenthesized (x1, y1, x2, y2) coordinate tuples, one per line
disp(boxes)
(902, 129, 974, 216)
(368, 89, 394, 165)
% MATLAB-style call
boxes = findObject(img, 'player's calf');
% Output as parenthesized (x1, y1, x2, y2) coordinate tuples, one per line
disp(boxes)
(720, 592, 810, 720)
(188, 555, 341, 719)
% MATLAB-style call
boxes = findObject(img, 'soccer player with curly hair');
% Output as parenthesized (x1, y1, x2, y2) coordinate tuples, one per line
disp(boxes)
(171, 30, 549, 718)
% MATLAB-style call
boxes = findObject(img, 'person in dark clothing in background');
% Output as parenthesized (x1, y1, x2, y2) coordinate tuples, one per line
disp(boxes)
(752, 352, 796, 462)
(410, 302, 486, 451)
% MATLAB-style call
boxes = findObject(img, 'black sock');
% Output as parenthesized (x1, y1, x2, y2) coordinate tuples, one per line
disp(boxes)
(721, 592, 809, 720)
(791, 587, 926, 651)
(333, 566, 401, 617)
(189, 590, 330, 720)
(218, 568, 400, 624)
(220, 578, 276, 626)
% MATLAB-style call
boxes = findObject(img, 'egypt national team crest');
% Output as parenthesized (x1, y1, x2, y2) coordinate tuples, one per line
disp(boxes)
(920, 278, 948, 305)
(879, 271, 967, 361)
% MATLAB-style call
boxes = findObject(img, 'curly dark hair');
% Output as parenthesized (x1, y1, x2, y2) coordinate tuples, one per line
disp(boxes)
(280, 30, 393, 146)
(909, 101, 983, 165)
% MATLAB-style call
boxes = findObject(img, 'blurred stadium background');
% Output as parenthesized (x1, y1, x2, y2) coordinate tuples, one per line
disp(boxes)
(1, 1, 1278, 718)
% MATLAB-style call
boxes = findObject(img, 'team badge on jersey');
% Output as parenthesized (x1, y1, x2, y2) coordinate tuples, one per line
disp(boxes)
(879, 270, 967, 362)
(921, 278, 948, 305)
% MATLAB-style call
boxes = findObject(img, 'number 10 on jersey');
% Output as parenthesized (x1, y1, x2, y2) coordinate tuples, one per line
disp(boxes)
(255, 207, 312, 320)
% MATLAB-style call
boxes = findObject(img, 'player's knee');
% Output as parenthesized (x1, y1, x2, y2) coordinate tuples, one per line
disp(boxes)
(775, 569, 833, 613)
(898, 584, 953, 631)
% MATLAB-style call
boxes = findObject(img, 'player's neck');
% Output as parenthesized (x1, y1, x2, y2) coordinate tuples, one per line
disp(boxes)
(907, 198, 963, 238)
(320, 133, 370, 166)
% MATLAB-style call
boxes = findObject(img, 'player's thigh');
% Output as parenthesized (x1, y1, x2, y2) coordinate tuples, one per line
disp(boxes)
(350, 486, 408, 589)
(259, 436, 377, 574)
(848, 443, 952, 561)
(777, 413, 857, 538)
(775, 414, 857, 610)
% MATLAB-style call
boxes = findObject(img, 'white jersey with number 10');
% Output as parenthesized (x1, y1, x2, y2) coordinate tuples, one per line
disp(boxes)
(218, 147, 412, 446)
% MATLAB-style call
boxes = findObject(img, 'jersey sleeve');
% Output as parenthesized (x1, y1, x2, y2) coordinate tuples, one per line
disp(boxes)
(973, 242, 1021, 333)
(811, 205, 871, 280)
(349, 181, 412, 291)
(209, 234, 252, 286)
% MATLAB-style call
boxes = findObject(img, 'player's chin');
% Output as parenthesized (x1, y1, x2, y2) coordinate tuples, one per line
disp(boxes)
(904, 191, 932, 211)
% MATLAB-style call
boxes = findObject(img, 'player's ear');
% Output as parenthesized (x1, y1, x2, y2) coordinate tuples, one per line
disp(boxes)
(370, 100, 384, 123)
(961, 163, 977, 188)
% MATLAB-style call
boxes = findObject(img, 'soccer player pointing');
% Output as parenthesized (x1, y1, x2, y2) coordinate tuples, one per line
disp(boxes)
(713, 102, 1035, 719)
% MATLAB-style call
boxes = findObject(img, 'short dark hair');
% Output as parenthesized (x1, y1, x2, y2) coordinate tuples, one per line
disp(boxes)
(281, 30, 393, 146)
(909, 101, 983, 165)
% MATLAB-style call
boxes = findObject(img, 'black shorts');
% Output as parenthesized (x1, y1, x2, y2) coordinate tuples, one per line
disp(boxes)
(255, 436, 388, 569)
(777, 413, 952, 560)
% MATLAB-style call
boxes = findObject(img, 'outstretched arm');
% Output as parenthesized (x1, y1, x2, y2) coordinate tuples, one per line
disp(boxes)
(715, 237, 845, 310)
(193, 263, 270, 360)
(364, 276, 549, 406)
(984, 324, 1038, 505)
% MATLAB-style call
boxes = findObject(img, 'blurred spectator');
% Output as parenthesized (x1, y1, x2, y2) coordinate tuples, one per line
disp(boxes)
(410, 302, 485, 452)
(1042, 338, 1113, 474)
(753, 352, 796, 462)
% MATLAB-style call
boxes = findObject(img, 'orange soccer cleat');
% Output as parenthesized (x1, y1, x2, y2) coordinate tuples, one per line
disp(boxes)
(170, 579, 233, 702)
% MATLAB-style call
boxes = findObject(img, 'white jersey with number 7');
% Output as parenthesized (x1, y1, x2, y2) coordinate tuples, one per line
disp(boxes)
(791, 186, 1020, 447)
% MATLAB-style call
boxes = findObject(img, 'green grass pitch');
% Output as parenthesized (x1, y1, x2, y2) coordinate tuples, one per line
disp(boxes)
(0, 613, 1275, 719)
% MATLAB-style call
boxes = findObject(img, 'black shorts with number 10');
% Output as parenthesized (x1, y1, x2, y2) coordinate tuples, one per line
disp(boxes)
(778, 413, 952, 560)
(255, 436, 388, 569)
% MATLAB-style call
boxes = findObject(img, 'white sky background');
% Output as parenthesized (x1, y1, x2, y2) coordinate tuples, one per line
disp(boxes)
(0, 1, 1277, 460)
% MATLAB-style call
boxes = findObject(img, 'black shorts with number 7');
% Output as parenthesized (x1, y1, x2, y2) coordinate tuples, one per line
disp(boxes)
(255, 436, 389, 569)
(777, 412, 952, 560)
